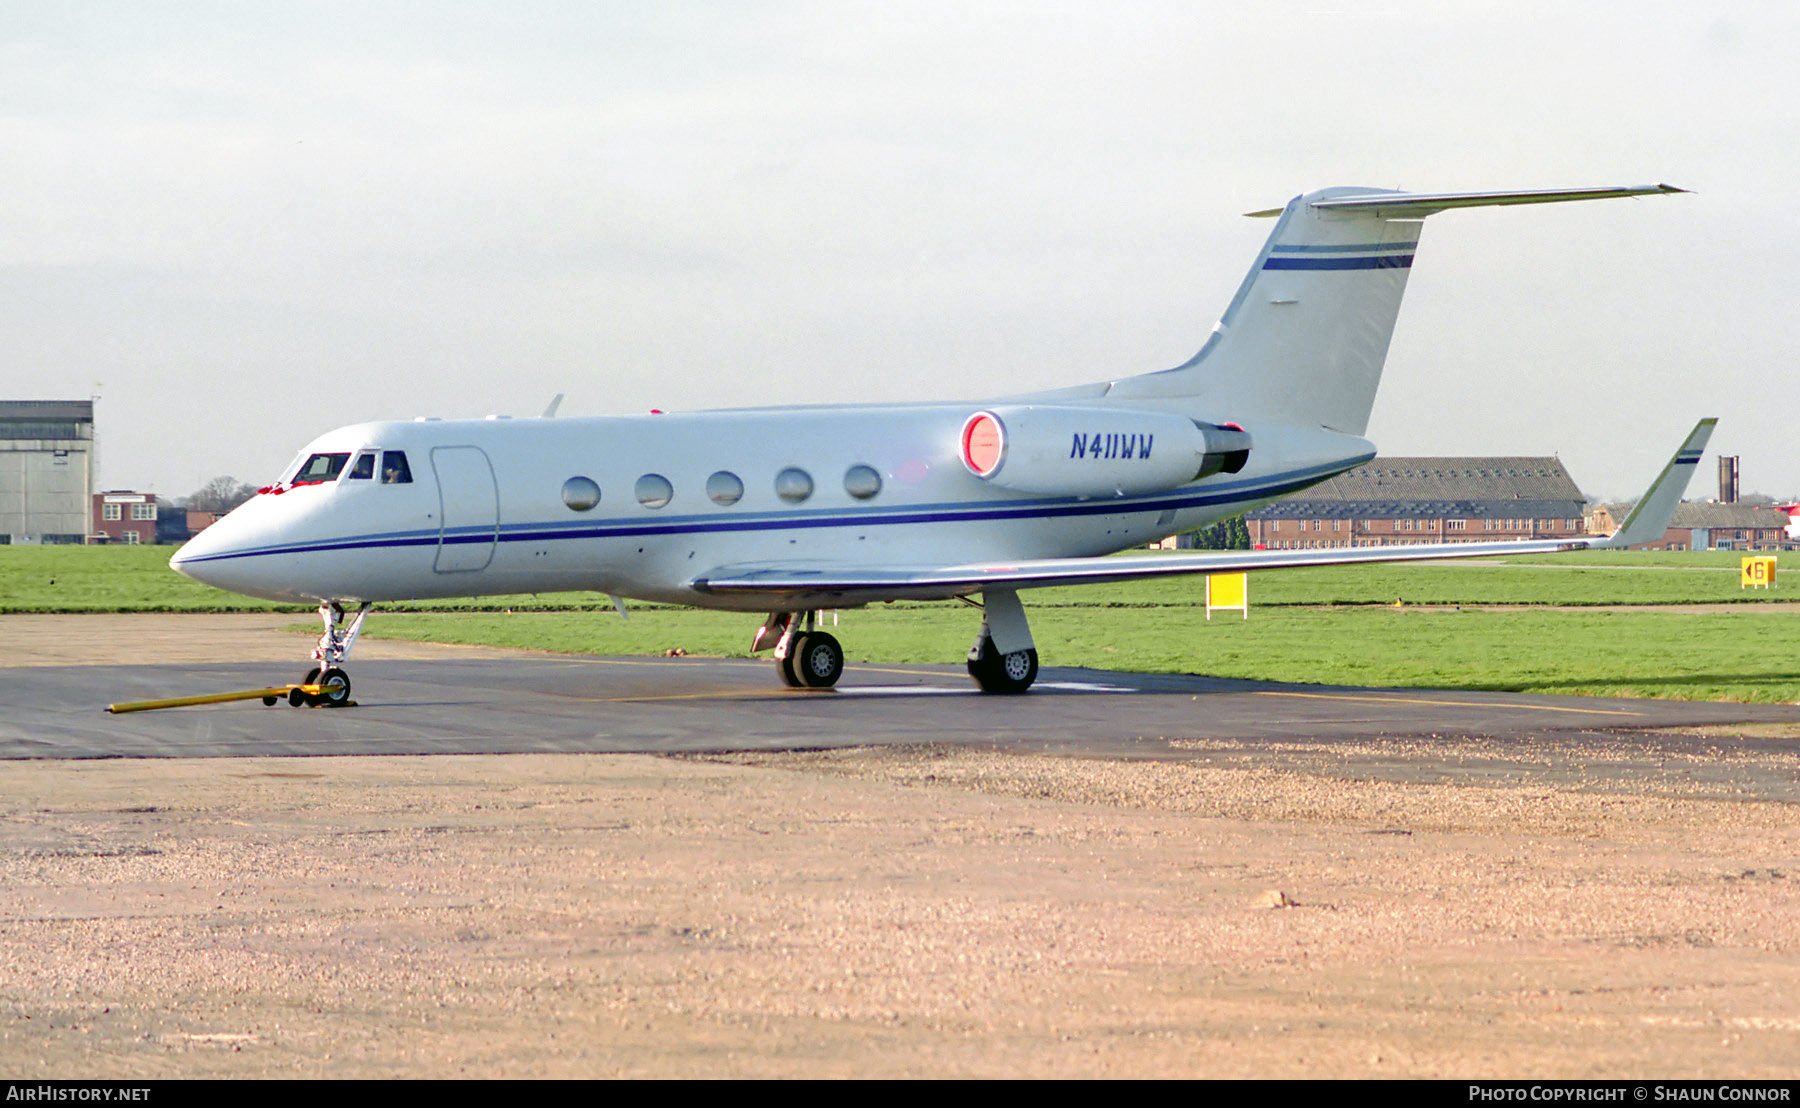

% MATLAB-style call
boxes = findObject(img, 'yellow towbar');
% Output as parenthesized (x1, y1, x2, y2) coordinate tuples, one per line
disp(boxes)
(106, 684, 332, 714)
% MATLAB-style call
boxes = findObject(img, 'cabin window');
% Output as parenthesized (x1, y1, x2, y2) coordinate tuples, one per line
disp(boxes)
(562, 476, 601, 511)
(292, 452, 350, 485)
(843, 464, 882, 500)
(775, 467, 813, 504)
(706, 471, 744, 506)
(635, 473, 673, 509)
(380, 452, 413, 484)
(347, 452, 376, 480)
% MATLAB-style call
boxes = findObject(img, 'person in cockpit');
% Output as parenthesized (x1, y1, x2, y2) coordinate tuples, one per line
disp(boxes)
(381, 452, 412, 484)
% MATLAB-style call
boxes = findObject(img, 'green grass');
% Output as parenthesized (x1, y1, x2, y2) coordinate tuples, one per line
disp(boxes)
(0, 546, 636, 613)
(364, 604, 1800, 703)
(7, 545, 1796, 702)
(0, 545, 287, 612)
(2, 545, 1784, 613)
(1038, 549, 1782, 608)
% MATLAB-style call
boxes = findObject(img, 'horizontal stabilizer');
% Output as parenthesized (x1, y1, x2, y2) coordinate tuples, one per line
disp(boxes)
(1247, 184, 1687, 218)
(1133, 182, 1684, 439)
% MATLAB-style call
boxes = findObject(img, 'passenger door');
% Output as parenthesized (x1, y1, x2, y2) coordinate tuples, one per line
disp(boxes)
(430, 445, 498, 573)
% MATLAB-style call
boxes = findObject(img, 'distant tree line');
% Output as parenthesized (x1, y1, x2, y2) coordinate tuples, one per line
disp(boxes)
(141, 477, 259, 544)
(179, 476, 260, 514)
(1189, 515, 1250, 550)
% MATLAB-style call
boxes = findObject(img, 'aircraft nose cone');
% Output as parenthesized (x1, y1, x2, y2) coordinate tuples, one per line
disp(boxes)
(169, 523, 233, 588)
(169, 505, 290, 600)
(167, 497, 327, 604)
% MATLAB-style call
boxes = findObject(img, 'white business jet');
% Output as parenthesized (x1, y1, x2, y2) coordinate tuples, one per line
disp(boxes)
(172, 184, 1710, 705)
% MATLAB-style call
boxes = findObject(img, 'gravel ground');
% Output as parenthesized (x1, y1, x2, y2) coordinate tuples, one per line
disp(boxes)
(2, 615, 1798, 1078)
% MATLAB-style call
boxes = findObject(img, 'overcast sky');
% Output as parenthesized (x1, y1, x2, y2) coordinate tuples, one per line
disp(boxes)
(3, 1, 1795, 501)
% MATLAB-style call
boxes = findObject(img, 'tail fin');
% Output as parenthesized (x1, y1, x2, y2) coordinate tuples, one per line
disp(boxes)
(1108, 185, 1685, 436)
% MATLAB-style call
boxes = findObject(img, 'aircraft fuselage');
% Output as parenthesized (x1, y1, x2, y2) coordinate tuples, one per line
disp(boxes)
(172, 403, 1372, 610)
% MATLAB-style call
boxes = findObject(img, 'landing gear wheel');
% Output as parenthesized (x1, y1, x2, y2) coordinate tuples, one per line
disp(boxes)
(968, 638, 1038, 694)
(289, 667, 322, 707)
(791, 632, 844, 689)
(313, 667, 352, 707)
(777, 647, 806, 688)
(289, 666, 352, 707)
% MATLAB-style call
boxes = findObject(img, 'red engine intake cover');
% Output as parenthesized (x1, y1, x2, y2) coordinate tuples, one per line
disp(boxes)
(960, 411, 1005, 477)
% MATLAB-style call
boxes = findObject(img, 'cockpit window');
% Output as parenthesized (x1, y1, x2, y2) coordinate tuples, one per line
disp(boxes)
(380, 451, 413, 484)
(347, 452, 376, 481)
(291, 452, 350, 485)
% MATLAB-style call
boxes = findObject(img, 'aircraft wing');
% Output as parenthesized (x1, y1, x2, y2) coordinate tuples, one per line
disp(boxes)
(690, 419, 1715, 606)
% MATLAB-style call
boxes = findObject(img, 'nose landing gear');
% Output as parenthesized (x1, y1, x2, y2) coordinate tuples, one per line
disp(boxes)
(286, 666, 353, 707)
(294, 602, 369, 707)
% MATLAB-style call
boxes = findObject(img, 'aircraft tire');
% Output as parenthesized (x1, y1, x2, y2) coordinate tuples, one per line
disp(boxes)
(792, 632, 844, 689)
(777, 647, 806, 688)
(968, 639, 1038, 695)
(290, 666, 323, 707)
(315, 667, 353, 707)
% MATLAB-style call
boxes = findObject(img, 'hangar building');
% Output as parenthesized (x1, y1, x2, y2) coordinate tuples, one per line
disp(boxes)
(1, 400, 95, 545)
(1244, 456, 1588, 549)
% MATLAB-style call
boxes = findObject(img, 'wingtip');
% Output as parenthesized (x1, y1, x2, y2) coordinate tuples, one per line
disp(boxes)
(1598, 417, 1720, 549)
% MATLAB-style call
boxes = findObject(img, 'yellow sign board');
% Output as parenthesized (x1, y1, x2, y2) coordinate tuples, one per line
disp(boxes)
(1741, 555, 1777, 589)
(1206, 572, 1248, 620)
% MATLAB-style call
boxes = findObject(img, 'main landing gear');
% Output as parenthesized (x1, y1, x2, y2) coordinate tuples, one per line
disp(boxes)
(291, 601, 369, 707)
(965, 588, 1037, 695)
(754, 611, 846, 689)
(753, 588, 1039, 695)
(966, 634, 1038, 695)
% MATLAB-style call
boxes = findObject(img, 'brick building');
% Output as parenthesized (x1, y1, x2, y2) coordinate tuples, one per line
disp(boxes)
(186, 509, 227, 535)
(91, 491, 158, 545)
(1244, 456, 1588, 549)
(1617, 455, 1796, 551)
(1630, 502, 1791, 551)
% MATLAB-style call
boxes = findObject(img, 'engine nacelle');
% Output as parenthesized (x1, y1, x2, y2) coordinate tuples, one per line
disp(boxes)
(958, 405, 1251, 498)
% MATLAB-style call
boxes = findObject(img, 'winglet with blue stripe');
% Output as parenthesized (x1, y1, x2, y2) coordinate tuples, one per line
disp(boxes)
(1594, 418, 1718, 549)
